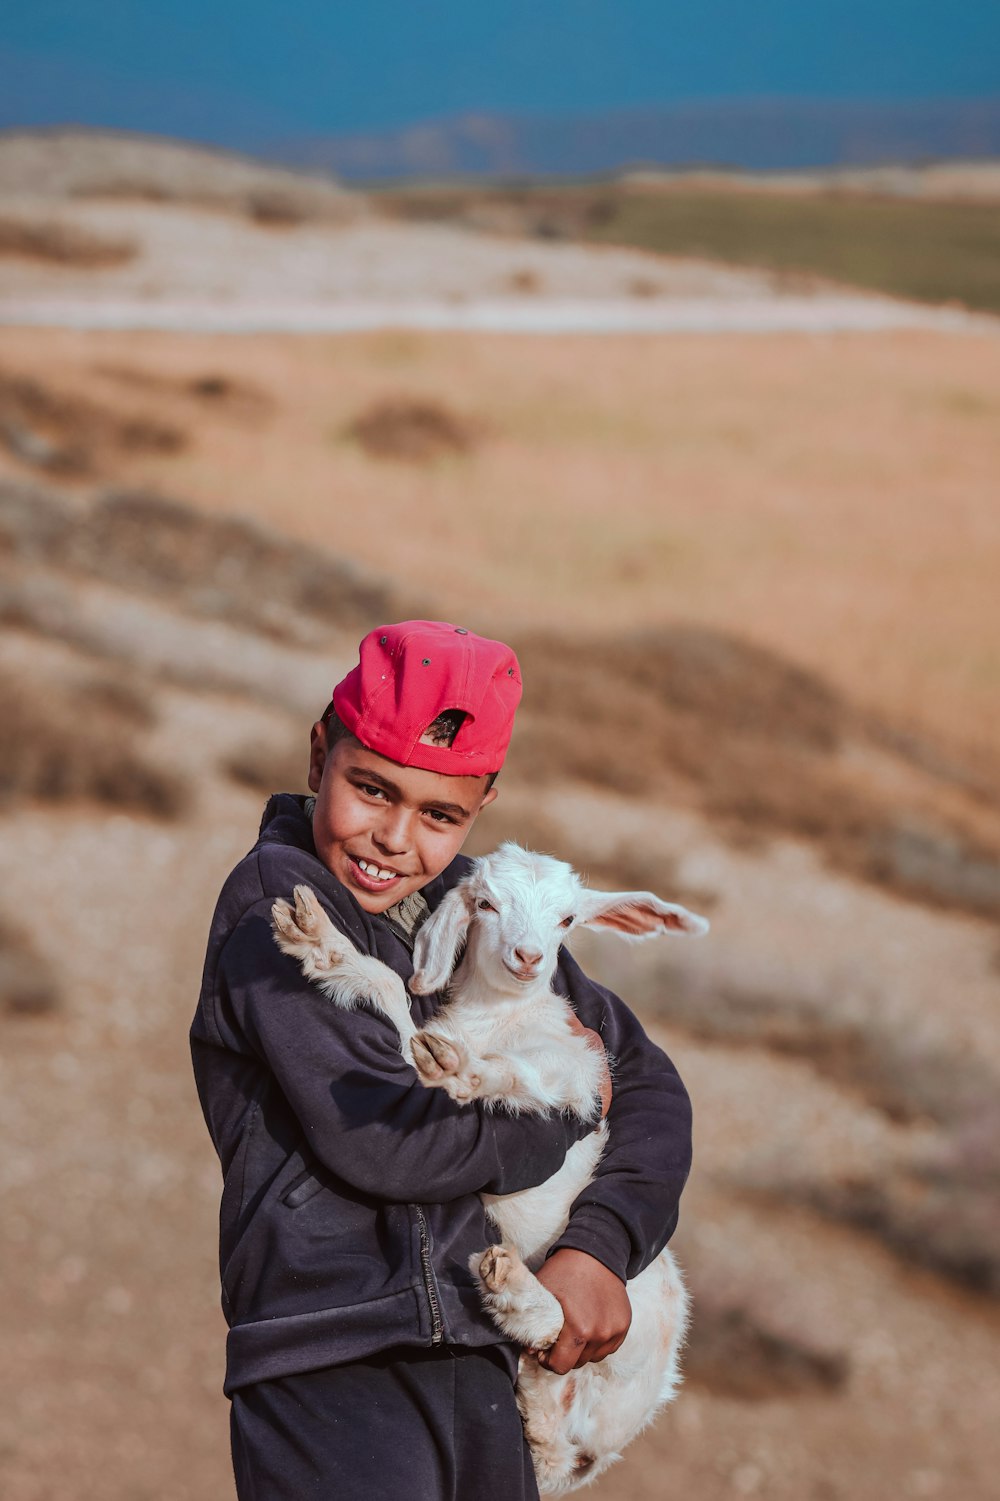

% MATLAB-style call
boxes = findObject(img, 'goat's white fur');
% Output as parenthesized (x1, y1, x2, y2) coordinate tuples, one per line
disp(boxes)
(271, 842, 708, 1495)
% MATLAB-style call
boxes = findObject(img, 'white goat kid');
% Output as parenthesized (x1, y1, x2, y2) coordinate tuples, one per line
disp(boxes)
(271, 842, 708, 1495)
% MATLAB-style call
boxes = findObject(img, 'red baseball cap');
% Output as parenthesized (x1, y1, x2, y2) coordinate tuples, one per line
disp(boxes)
(331, 621, 522, 776)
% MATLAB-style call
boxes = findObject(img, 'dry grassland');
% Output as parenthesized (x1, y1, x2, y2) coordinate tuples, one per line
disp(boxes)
(0, 662, 184, 817)
(0, 368, 183, 475)
(0, 327, 997, 770)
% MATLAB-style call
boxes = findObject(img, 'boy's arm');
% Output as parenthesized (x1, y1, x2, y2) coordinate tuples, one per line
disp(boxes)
(534, 948, 692, 1372)
(548, 947, 693, 1279)
(213, 901, 591, 1204)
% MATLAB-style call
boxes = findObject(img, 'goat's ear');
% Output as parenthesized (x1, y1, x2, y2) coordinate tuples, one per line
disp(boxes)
(576, 888, 709, 940)
(410, 887, 473, 993)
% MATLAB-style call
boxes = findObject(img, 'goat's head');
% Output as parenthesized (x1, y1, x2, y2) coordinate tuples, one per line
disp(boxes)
(410, 841, 709, 996)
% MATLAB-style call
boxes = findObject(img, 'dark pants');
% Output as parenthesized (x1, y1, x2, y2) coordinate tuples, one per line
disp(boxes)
(230, 1347, 540, 1501)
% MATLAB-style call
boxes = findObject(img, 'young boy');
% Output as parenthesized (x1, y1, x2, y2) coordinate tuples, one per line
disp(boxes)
(191, 620, 692, 1501)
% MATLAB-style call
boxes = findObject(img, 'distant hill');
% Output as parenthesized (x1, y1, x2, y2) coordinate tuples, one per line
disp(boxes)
(0, 128, 362, 222)
(264, 97, 1000, 180)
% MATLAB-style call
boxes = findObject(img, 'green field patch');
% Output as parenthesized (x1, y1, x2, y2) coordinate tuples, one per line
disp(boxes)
(377, 182, 1000, 314)
(589, 189, 1000, 313)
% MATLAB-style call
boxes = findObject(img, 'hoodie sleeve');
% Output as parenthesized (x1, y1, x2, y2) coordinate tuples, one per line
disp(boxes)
(546, 949, 693, 1282)
(214, 900, 591, 1204)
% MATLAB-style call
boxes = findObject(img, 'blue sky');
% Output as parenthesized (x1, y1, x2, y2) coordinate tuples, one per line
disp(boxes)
(2, 1, 999, 147)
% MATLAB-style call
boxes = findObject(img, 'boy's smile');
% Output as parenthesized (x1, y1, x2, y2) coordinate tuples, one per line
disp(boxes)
(308, 727, 497, 914)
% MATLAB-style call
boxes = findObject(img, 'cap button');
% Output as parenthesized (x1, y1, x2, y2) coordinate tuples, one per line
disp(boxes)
(379, 635, 387, 645)
(454, 627, 468, 634)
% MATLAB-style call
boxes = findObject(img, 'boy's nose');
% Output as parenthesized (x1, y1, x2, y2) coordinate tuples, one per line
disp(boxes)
(374, 811, 413, 857)
(513, 947, 543, 968)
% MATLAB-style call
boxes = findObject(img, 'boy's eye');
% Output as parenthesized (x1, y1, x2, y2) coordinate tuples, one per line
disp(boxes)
(359, 784, 386, 799)
(477, 899, 496, 913)
(560, 915, 575, 929)
(426, 809, 456, 824)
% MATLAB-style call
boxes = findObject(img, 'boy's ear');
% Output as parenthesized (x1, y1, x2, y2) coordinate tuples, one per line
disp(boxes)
(411, 887, 473, 994)
(576, 888, 710, 940)
(307, 721, 328, 793)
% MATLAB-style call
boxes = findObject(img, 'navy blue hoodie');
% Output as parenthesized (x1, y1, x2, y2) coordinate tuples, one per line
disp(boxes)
(190, 795, 692, 1395)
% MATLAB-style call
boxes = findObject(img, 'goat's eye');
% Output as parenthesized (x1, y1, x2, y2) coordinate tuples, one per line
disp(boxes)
(560, 915, 575, 929)
(477, 899, 496, 913)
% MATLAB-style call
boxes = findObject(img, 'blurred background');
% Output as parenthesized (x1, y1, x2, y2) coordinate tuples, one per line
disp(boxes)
(2, 4, 999, 1498)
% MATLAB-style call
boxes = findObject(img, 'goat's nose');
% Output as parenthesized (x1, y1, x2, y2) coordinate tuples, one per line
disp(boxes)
(513, 947, 543, 968)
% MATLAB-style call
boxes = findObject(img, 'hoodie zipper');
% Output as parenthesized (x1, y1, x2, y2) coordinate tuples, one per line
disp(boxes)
(413, 1203, 444, 1345)
(378, 912, 443, 1344)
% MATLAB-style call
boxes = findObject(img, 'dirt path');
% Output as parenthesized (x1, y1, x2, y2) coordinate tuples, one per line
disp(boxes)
(1, 295, 992, 335)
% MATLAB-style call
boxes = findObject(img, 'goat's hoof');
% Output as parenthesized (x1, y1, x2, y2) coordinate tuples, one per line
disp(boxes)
(413, 1030, 463, 1077)
(271, 898, 299, 944)
(271, 886, 321, 948)
(411, 1034, 443, 1081)
(479, 1245, 515, 1293)
(294, 884, 326, 934)
(271, 887, 342, 971)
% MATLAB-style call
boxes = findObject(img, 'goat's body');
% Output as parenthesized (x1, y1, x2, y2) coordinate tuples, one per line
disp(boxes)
(483, 1129, 607, 1270)
(413, 980, 609, 1268)
(428, 977, 689, 1494)
(270, 847, 704, 1495)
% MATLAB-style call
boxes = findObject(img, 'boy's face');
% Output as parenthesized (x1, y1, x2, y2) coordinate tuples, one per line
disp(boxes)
(307, 723, 498, 914)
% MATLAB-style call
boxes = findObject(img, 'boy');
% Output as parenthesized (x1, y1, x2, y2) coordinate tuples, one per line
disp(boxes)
(191, 620, 692, 1500)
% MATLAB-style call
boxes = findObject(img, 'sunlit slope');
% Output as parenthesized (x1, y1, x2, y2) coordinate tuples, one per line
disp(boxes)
(1, 325, 997, 758)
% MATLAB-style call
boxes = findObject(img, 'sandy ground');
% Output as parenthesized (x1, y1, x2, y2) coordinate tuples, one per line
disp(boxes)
(2, 201, 992, 333)
(0, 200, 775, 301)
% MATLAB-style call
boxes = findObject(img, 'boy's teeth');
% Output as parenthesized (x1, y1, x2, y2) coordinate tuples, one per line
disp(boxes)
(358, 859, 396, 881)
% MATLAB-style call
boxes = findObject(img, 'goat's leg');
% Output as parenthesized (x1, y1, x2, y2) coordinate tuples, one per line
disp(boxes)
(412, 1030, 601, 1117)
(469, 1240, 628, 1500)
(473, 1245, 617, 1492)
(472, 1245, 565, 1348)
(475, 1247, 635, 1496)
(515, 1359, 608, 1498)
(271, 885, 416, 1054)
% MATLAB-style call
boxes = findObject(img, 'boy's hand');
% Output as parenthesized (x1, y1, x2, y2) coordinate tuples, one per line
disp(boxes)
(533, 1249, 632, 1372)
(566, 1012, 612, 1119)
